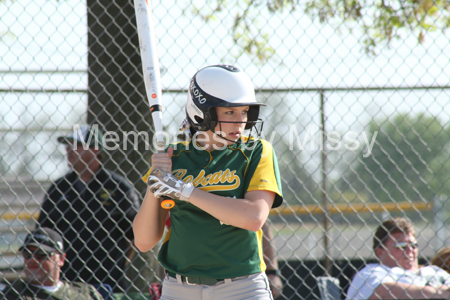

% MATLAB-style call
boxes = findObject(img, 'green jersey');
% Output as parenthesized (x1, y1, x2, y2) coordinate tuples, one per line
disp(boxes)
(0, 280, 103, 300)
(143, 137, 283, 279)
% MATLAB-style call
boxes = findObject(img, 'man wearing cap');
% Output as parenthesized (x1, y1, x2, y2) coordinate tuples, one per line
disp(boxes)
(36, 124, 140, 293)
(0, 228, 103, 299)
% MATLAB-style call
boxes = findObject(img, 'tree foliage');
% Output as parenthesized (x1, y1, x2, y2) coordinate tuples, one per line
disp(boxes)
(259, 92, 320, 205)
(336, 113, 450, 204)
(187, 0, 450, 59)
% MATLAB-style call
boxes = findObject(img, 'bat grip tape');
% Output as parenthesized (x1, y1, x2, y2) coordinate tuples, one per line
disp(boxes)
(150, 105, 163, 113)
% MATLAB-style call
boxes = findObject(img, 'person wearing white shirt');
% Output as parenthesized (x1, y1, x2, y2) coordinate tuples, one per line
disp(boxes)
(346, 217, 450, 299)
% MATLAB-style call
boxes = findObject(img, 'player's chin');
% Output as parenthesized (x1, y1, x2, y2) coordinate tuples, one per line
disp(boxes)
(400, 260, 415, 270)
(226, 136, 241, 145)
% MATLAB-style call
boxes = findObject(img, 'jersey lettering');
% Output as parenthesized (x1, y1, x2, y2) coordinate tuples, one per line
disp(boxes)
(191, 81, 207, 104)
(172, 168, 240, 191)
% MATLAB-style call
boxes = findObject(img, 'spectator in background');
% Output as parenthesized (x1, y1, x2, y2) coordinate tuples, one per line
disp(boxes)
(430, 246, 450, 274)
(346, 217, 450, 299)
(37, 124, 140, 293)
(0, 227, 103, 299)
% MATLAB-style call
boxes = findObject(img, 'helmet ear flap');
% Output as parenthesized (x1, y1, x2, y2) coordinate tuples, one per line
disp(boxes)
(245, 106, 260, 130)
(192, 116, 209, 131)
(208, 107, 218, 131)
(186, 108, 215, 132)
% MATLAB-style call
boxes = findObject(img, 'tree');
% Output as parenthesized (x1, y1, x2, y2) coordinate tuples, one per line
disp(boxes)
(277, 142, 320, 206)
(336, 113, 450, 204)
(86, 0, 160, 293)
(258, 92, 320, 206)
(187, 0, 450, 59)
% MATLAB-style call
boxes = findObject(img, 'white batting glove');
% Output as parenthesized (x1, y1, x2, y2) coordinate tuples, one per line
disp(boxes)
(147, 168, 194, 201)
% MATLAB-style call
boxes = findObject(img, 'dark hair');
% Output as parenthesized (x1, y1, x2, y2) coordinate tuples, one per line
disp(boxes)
(373, 217, 415, 252)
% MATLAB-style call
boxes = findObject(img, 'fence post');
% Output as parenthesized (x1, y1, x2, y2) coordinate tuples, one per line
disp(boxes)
(320, 90, 332, 276)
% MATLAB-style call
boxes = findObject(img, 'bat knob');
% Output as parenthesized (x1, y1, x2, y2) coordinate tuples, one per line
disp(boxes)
(161, 199, 175, 209)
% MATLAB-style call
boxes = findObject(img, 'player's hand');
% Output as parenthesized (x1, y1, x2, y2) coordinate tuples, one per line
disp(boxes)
(267, 274, 283, 299)
(151, 147, 173, 172)
(147, 168, 194, 201)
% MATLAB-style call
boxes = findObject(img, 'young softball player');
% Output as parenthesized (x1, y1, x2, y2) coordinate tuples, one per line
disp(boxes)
(133, 64, 283, 300)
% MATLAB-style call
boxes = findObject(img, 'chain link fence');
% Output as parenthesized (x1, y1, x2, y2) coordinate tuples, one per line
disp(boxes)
(1, 0, 450, 299)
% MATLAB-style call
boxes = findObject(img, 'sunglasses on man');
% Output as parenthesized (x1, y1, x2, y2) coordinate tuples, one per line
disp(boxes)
(394, 242, 418, 250)
(22, 249, 56, 261)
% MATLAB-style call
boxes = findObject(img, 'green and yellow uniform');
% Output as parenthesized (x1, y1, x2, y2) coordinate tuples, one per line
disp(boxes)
(143, 137, 283, 279)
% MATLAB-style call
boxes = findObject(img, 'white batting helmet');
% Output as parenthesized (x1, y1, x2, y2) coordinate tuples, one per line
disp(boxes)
(184, 65, 264, 133)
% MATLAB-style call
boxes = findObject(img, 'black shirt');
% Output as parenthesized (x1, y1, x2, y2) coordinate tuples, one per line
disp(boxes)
(37, 168, 140, 292)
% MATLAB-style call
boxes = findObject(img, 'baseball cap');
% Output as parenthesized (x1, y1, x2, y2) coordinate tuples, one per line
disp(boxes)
(19, 228, 64, 254)
(57, 124, 104, 151)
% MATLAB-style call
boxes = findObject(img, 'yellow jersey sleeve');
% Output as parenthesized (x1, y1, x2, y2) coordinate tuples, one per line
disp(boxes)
(247, 140, 283, 207)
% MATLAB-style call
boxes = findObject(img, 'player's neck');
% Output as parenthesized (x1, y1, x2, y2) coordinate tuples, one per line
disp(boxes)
(194, 131, 228, 151)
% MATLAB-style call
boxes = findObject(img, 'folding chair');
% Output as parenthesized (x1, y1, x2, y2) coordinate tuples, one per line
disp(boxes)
(317, 276, 341, 300)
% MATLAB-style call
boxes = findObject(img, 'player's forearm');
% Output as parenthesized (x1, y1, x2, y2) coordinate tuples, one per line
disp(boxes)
(133, 187, 168, 252)
(188, 189, 273, 231)
(370, 282, 450, 299)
